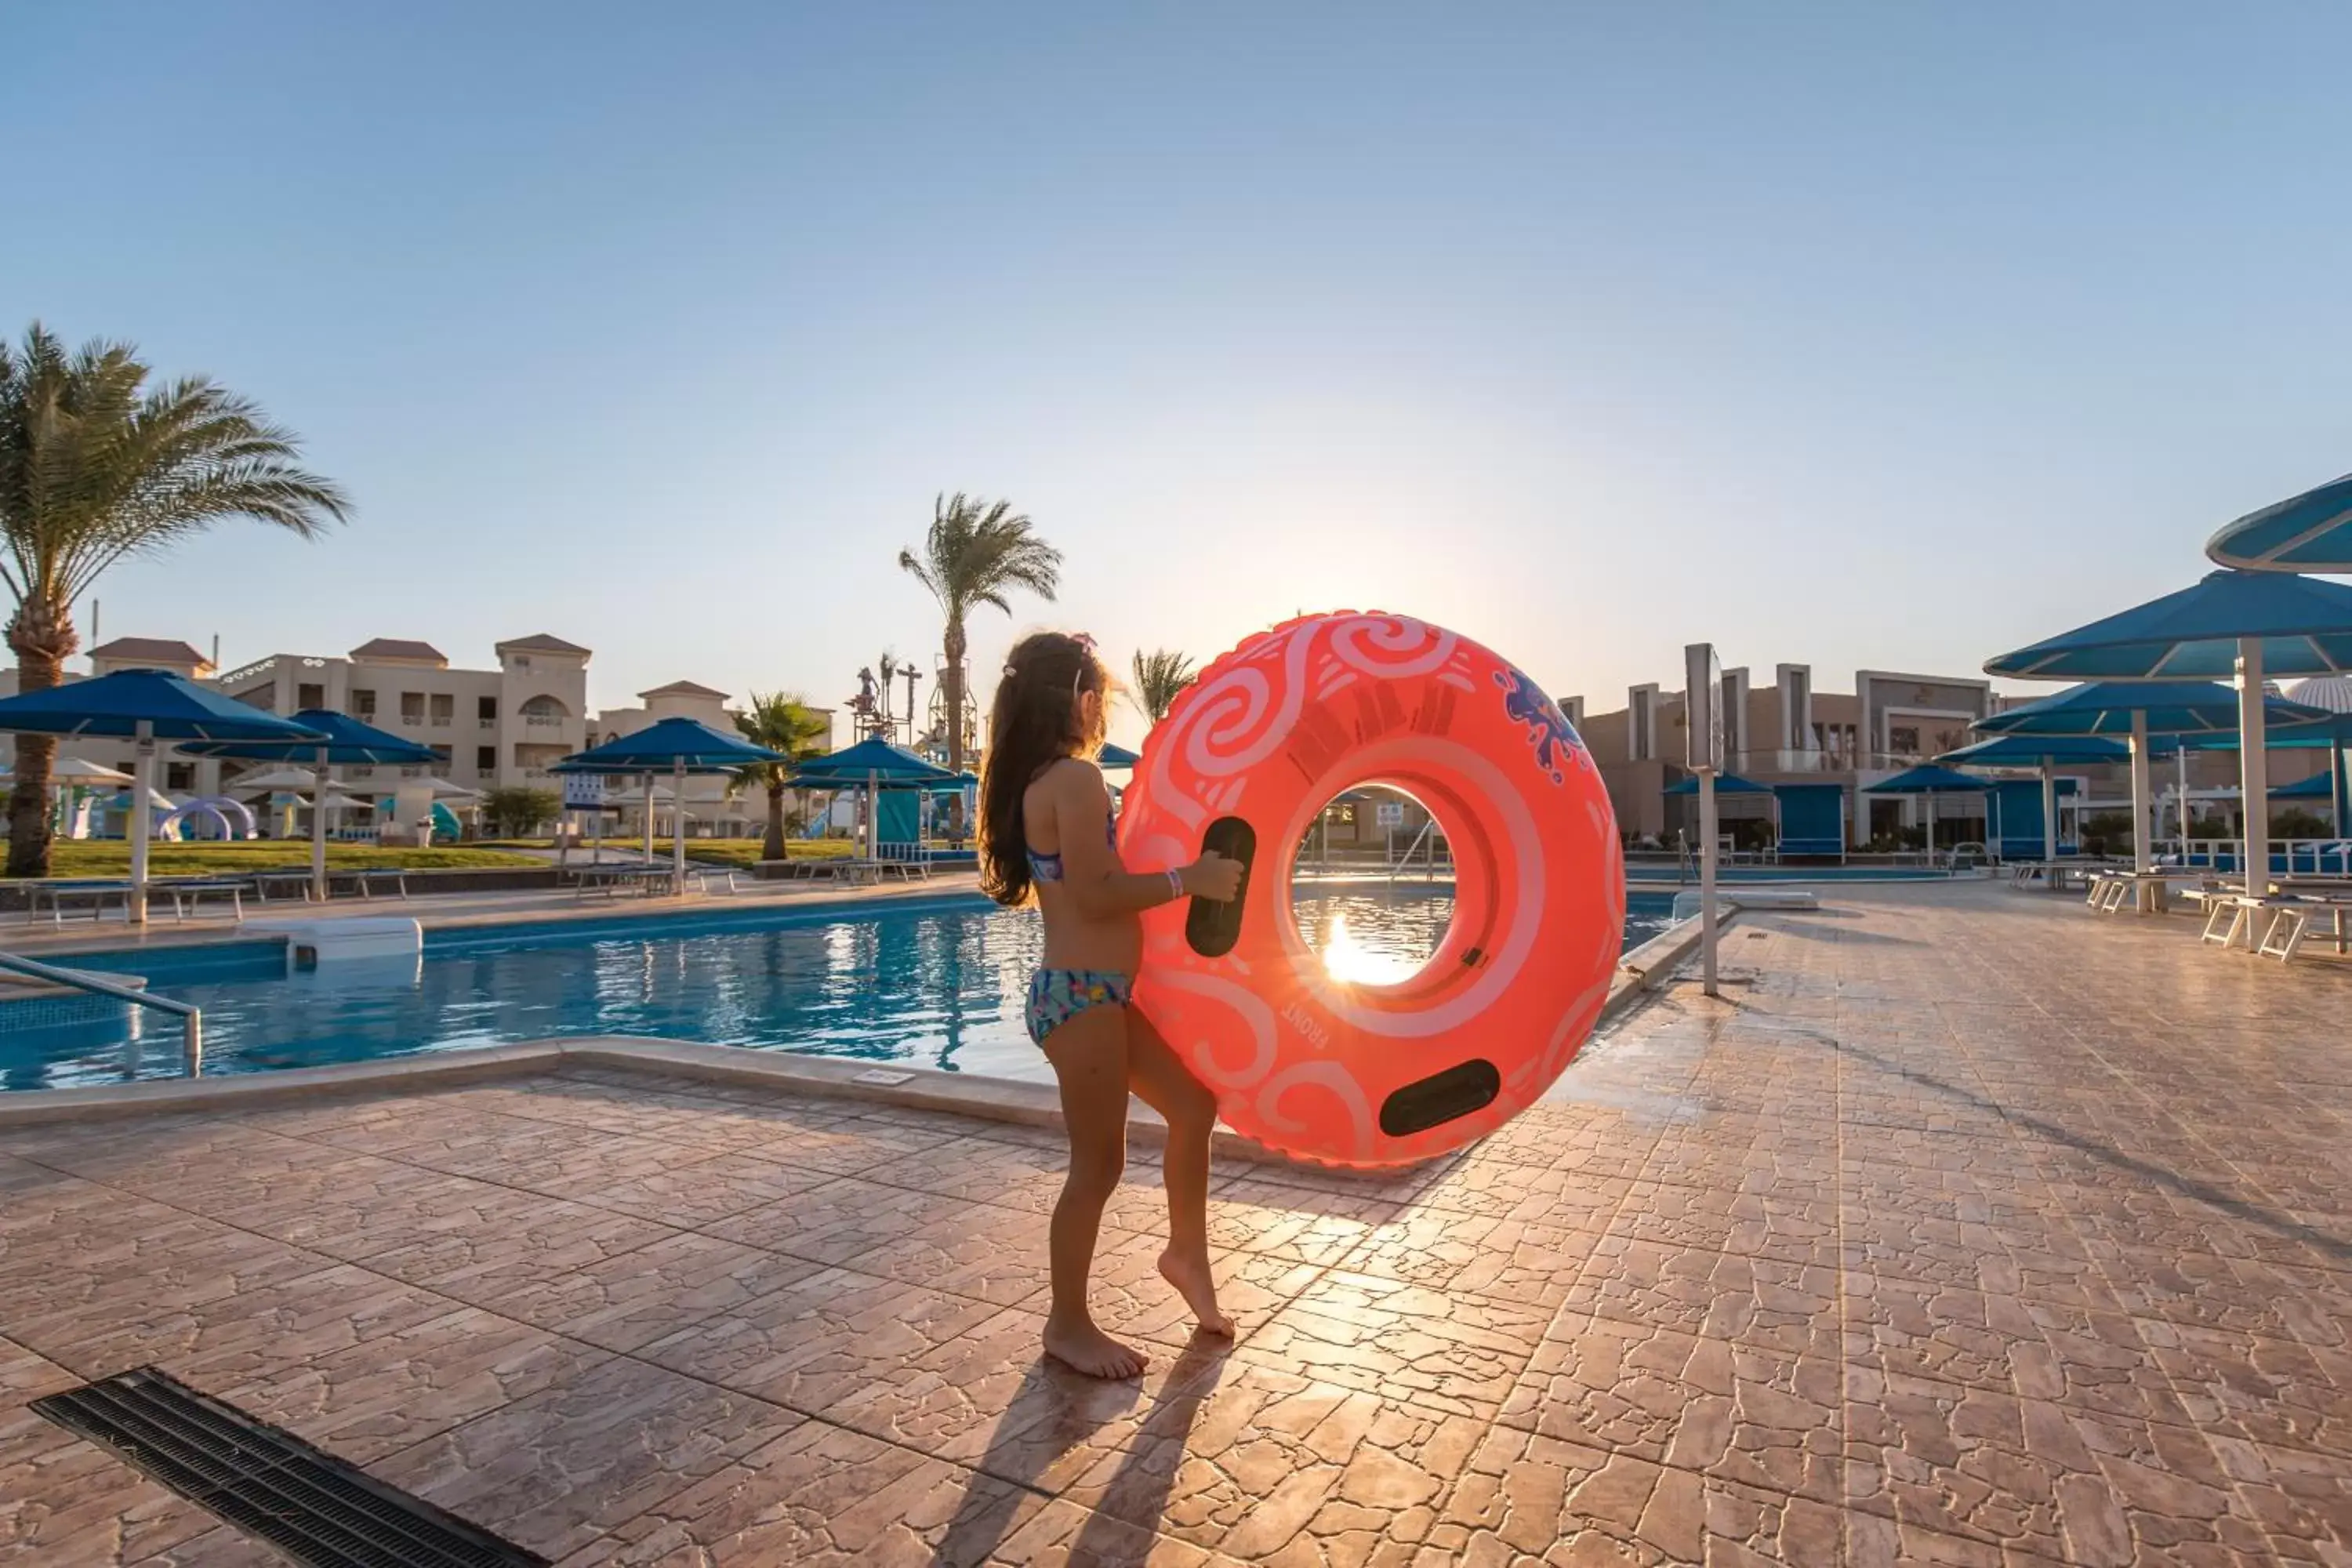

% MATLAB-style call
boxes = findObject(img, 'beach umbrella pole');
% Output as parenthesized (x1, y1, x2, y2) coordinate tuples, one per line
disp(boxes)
(127, 722, 155, 925)
(2176, 747, 2190, 857)
(672, 757, 687, 892)
(311, 745, 329, 902)
(2039, 761, 2057, 866)
(642, 771, 655, 862)
(2238, 637, 2270, 904)
(2128, 711, 2153, 901)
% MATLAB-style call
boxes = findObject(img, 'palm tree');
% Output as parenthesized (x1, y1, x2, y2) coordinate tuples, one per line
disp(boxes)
(1130, 648, 1197, 725)
(898, 492, 1062, 793)
(730, 691, 831, 861)
(0, 324, 348, 877)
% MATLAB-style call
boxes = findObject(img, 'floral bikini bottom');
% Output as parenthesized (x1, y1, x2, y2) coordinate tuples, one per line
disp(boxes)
(1024, 968, 1132, 1047)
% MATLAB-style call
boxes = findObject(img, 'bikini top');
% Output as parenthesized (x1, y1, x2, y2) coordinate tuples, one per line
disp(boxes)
(1028, 815, 1117, 884)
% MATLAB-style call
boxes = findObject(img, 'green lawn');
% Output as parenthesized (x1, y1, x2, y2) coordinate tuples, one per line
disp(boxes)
(477, 836, 860, 868)
(673, 838, 857, 868)
(27, 843, 544, 879)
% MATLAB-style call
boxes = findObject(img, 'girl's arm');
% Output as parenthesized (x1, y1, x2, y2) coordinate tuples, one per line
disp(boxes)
(1049, 760, 1239, 919)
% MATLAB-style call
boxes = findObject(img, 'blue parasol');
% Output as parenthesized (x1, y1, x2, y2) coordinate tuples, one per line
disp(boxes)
(553, 718, 787, 884)
(2205, 472, 2352, 574)
(183, 710, 439, 901)
(0, 670, 328, 923)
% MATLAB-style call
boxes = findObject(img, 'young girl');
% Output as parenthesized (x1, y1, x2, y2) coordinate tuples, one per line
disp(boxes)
(978, 631, 1244, 1379)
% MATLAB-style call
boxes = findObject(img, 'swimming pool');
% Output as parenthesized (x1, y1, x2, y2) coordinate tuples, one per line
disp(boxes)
(0, 886, 1678, 1094)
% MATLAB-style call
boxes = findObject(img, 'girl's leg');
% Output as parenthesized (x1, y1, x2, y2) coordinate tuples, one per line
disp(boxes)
(1039, 1002, 1145, 1378)
(1124, 1010, 1234, 1335)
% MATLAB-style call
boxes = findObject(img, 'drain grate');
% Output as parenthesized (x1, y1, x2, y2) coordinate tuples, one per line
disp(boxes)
(32, 1367, 546, 1568)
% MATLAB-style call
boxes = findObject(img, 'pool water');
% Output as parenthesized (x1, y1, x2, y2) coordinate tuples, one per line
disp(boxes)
(0, 887, 1677, 1094)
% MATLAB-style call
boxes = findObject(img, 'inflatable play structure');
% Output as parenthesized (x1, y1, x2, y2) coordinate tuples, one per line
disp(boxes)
(1122, 612, 1624, 1168)
(377, 797, 463, 844)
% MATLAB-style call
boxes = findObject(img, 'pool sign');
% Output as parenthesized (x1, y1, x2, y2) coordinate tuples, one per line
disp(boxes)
(1374, 800, 1406, 829)
(1685, 642, 1724, 774)
(561, 774, 608, 811)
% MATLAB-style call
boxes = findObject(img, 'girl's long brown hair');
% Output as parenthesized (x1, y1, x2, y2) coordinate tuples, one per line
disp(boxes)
(978, 631, 1110, 906)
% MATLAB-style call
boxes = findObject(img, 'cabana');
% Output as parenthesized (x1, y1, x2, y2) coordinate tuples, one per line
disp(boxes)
(1771, 782, 1848, 862)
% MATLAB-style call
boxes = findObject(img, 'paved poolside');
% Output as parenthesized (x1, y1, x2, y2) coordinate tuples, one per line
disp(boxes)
(2, 882, 2349, 1564)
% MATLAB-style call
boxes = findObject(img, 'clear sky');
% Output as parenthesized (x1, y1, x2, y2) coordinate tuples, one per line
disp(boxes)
(8, 3, 2348, 747)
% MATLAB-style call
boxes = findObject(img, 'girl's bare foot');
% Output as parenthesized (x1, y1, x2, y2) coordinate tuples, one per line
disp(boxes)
(1158, 1247, 1236, 1336)
(1043, 1315, 1147, 1379)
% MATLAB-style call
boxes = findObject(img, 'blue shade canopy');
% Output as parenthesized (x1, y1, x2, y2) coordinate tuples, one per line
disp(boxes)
(2270, 772, 2338, 800)
(1936, 735, 2130, 767)
(1984, 571, 2352, 681)
(787, 735, 952, 786)
(1664, 773, 1772, 795)
(0, 669, 328, 742)
(1973, 681, 2328, 738)
(1096, 742, 1142, 768)
(2206, 473, 2352, 574)
(179, 709, 439, 765)
(2164, 714, 2352, 752)
(1866, 764, 1988, 794)
(552, 716, 786, 775)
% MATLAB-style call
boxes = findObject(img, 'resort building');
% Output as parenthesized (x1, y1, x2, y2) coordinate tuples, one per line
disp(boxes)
(1570, 661, 2334, 852)
(215, 634, 595, 792)
(0, 633, 836, 841)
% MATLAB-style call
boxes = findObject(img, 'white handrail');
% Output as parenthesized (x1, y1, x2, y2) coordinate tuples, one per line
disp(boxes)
(0, 951, 201, 1076)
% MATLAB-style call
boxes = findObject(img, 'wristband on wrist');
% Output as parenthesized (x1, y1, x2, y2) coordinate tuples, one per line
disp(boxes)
(1167, 867, 1185, 899)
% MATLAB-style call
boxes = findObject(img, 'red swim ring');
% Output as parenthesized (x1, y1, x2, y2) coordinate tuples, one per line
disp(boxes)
(1121, 612, 1624, 1168)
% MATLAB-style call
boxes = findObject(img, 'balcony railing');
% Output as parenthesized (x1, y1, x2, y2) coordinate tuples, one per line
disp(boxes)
(478, 717, 497, 729)
(398, 715, 423, 727)
(523, 713, 567, 728)
(1722, 749, 1933, 775)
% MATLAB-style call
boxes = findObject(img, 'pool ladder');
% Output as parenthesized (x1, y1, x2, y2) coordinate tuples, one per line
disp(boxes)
(0, 950, 201, 1077)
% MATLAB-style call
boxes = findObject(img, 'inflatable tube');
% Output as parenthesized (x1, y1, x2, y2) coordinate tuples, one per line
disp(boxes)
(1122, 612, 1624, 1168)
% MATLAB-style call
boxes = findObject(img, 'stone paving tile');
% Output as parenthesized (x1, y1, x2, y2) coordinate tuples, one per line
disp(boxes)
(357, 1196, 677, 1303)
(1017, 1229, 1324, 1351)
(372, 1355, 803, 1560)
(557, 1146, 844, 1227)
(1606, 1177, 1841, 1269)
(2086, 1243, 2352, 1350)
(550, 1416, 1055, 1566)
(70, 1262, 463, 1389)
(1441, 1425, 1849, 1566)
(480, 1232, 829, 1352)
(1497, 1313, 1844, 1504)
(1234, 1268, 1553, 1418)
(2, 1218, 341, 1378)
(1204, 1175, 1403, 1268)
(1336, 1208, 1597, 1307)
(2136, 1319, 2352, 1460)
(1410, 1157, 1632, 1231)
(699, 1174, 980, 1260)
(827, 1198, 1069, 1306)
(1844, 1363, 2274, 1566)
(209, 1305, 610, 1464)
(2212, 1436, 2352, 1565)
(635, 1266, 1003, 1414)
(1059, 1356, 1486, 1563)
(0, 1403, 226, 1567)
(822, 1308, 1229, 1493)
(1561, 1237, 1843, 1363)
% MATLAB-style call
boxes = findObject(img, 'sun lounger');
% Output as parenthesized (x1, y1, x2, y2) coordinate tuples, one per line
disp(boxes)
(159, 879, 246, 922)
(26, 880, 133, 925)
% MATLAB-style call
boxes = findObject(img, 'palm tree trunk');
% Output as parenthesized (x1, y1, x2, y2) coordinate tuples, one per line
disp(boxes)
(764, 780, 787, 862)
(942, 617, 967, 837)
(5, 599, 75, 880)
